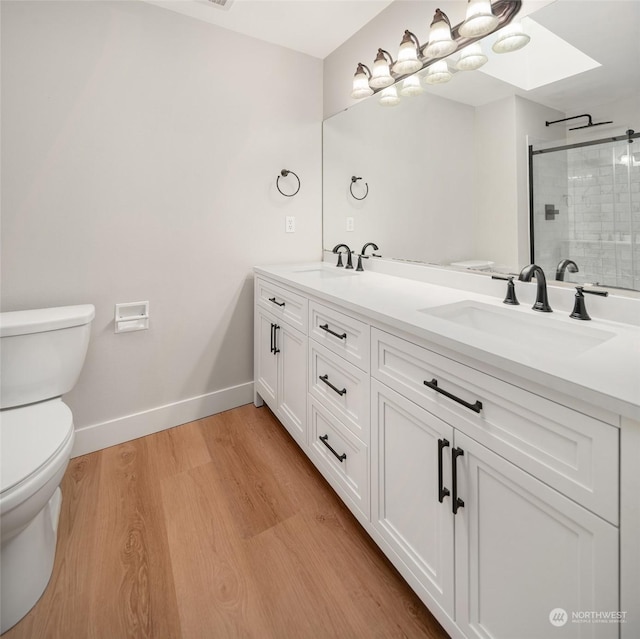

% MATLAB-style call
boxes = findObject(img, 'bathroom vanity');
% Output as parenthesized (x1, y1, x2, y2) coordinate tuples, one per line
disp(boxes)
(254, 261, 640, 639)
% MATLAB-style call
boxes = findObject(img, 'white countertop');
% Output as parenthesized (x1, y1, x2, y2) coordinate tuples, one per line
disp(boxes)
(255, 261, 640, 422)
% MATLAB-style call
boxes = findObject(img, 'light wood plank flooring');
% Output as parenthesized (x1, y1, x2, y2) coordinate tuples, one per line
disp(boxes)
(4, 404, 450, 639)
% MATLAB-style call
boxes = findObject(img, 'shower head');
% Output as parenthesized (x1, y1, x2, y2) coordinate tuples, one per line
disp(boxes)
(569, 120, 613, 130)
(546, 114, 613, 130)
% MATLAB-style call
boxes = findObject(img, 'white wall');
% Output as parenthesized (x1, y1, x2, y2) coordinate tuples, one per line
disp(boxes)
(1, 0, 322, 453)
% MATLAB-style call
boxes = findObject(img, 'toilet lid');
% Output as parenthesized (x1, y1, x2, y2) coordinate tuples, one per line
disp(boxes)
(1, 400, 73, 494)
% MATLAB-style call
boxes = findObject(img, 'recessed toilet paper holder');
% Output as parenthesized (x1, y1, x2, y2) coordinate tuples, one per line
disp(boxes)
(115, 301, 149, 333)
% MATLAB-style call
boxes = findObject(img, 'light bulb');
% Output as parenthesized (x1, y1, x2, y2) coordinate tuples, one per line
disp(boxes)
(455, 43, 488, 71)
(492, 22, 531, 53)
(459, 0, 499, 37)
(423, 60, 452, 85)
(351, 64, 373, 99)
(393, 31, 422, 75)
(379, 85, 401, 107)
(423, 9, 457, 59)
(399, 75, 424, 97)
(369, 49, 394, 89)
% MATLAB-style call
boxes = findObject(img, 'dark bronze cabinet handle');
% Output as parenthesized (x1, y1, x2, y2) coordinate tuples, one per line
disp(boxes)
(452, 447, 465, 514)
(319, 434, 347, 462)
(269, 297, 285, 307)
(438, 438, 450, 503)
(319, 374, 347, 396)
(319, 324, 347, 340)
(270, 323, 274, 353)
(424, 379, 483, 414)
(273, 324, 280, 354)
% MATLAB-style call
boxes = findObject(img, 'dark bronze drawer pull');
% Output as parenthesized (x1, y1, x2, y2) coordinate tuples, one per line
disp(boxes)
(319, 324, 347, 340)
(452, 447, 465, 514)
(319, 374, 347, 396)
(438, 438, 450, 503)
(268, 297, 285, 307)
(424, 378, 483, 414)
(319, 434, 347, 462)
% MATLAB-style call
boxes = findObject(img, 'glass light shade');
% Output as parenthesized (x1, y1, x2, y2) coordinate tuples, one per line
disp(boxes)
(379, 85, 401, 107)
(351, 68, 373, 99)
(455, 43, 488, 71)
(399, 76, 424, 97)
(423, 60, 452, 84)
(492, 22, 531, 53)
(424, 10, 457, 58)
(393, 38, 422, 75)
(369, 51, 394, 89)
(459, 0, 499, 37)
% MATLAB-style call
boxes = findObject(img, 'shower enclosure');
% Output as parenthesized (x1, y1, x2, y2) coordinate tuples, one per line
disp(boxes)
(529, 130, 640, 291)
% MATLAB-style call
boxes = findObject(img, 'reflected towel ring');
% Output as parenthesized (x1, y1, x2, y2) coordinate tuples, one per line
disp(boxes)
(276, 169, 301, 197)
(350, 176, 369, 201)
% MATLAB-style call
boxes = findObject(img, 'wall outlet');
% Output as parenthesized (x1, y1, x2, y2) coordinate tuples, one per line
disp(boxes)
(285, 216, 296, 233)
(346, 217, 355, 232)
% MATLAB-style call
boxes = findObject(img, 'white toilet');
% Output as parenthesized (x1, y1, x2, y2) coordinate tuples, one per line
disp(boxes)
(0, 304, 95, 634)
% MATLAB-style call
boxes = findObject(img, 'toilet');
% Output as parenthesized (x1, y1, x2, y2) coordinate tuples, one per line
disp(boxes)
(0, 304, 95, 634)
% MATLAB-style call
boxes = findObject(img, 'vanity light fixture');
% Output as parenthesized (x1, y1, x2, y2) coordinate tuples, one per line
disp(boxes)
(379, 85, 401, 107)
(455, 42, 488, 71)
(459, 0, 499, 37)
(423, 9, 458, 58)
(424, 60, 453, 84)
(399, 75, 425, 97)
(491, 21, 530, 53)
(350, 1, 527, 105)
(369, 49, 396, 89)
(393, 31, 423, 75)
(350, 63, 374, 99)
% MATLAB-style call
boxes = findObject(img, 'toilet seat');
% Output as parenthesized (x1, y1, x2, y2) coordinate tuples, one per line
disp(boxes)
(1, 399, 74, 500)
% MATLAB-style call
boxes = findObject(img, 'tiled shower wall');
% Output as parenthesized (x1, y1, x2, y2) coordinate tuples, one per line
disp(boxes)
(533, 140, 640, 290)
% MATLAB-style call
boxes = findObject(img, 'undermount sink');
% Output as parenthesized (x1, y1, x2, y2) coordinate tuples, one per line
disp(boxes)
(293, 267, 356, 278)
(419, 300, 616, 356)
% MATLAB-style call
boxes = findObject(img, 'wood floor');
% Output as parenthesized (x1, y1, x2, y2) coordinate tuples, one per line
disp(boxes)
(4, 404, 450, 639)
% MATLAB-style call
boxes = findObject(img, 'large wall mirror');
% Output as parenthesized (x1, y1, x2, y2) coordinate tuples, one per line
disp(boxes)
(323, 0, 640, 291)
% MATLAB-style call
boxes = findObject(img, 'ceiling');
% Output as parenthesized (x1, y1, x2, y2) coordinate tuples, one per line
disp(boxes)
(141, 0, 640, 115)
(142, 0, 394, 59)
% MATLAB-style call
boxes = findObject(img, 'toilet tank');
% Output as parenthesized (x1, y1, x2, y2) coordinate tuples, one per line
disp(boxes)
(0, 305, 95, 409)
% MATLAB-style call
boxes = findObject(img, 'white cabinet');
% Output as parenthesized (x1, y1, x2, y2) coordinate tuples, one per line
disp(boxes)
(254, 267, 629, 639)
(455, 430, 618, 639)
(371, 379, 455, 618)
(255, 305, 307, 448)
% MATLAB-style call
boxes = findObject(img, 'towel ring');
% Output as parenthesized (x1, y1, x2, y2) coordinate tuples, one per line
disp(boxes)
(276, 169, 301, 197)
(350, 176, 368, 201)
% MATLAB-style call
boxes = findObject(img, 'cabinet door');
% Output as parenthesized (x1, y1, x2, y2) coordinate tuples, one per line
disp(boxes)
(277, 323, 307, 448)
(371, 380, 455, 618)
(255, 310, 278, 408)
(454, 430, 619, 639)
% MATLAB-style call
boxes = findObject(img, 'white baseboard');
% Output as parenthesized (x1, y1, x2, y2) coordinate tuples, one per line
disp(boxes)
(71, 382, 254, 457)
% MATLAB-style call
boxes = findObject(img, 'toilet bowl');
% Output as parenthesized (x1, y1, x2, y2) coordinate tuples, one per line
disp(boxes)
(0, 304, 94, 634)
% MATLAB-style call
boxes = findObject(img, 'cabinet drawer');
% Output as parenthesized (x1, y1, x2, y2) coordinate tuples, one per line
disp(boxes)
(309, 301, 370, 372)
(308, 398, 369, 520)
(256, 278, 307, 333)
(309, 341, 370, 444)
(371, 327, 619, 524)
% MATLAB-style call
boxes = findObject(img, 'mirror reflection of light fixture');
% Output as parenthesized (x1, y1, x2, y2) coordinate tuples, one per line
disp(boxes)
(492, 21, 530, 53)
(399, 75, 425, 97)
(424, 60, 452, 84)
(459, 0, 499, 37)
(393, 31, 423, 75)
(455, 42, 488, 70)
(423, 9, 458, 58)
(369, 49, 395, 89)
(350, 63, 373, 99)
(379, 85, 401, 107)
